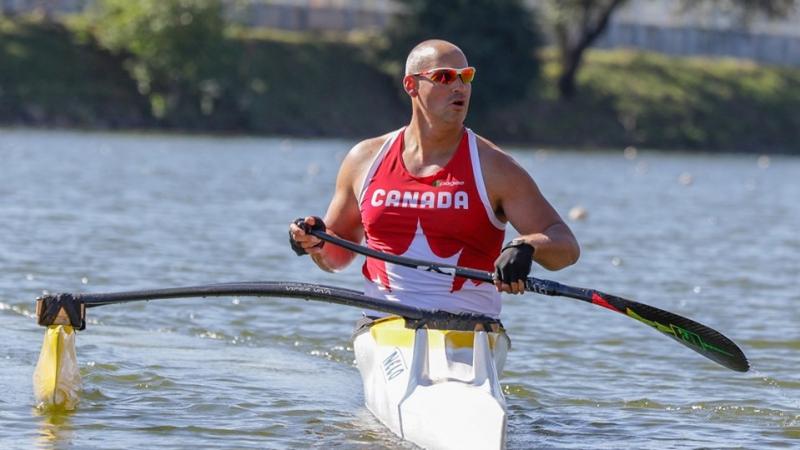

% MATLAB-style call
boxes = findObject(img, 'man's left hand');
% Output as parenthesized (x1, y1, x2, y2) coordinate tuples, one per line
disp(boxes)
(494, 240, 535, 294)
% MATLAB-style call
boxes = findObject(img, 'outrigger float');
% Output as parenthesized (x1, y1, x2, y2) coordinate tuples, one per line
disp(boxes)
(33, 231, 749, 450)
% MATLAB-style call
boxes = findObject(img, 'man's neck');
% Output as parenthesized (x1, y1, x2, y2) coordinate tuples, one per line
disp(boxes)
(402, 116, 464, 176)
(404, 116, 464, 159)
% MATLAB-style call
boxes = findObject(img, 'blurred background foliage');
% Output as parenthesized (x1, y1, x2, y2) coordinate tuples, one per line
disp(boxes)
(0, 0, 798, 152)
(383, 0, 542, 119)
(89, 0, 234, 125)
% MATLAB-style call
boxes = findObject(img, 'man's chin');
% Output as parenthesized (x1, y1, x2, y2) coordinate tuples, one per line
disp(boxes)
(442, 110, 468, 125)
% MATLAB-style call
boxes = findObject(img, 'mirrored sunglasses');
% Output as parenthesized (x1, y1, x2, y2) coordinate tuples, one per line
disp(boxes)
(413, 67, 476, 85)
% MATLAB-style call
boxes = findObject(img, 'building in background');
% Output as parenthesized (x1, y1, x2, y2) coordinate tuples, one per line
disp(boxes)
(0, 0, 398, 30)
(588, 1, 800, 67)
(2, 0, 799, 66)
(1, 0, 87, 16)
(229, 0, 398, 31)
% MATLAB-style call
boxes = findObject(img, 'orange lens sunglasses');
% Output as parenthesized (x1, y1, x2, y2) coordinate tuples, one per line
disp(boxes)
(412, 67, 476, 85)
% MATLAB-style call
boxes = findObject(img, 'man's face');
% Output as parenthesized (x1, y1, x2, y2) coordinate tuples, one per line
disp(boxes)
(409, 49, 472, 125)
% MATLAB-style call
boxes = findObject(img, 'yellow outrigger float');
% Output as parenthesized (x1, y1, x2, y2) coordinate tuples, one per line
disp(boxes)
(33, 296, 85, 411)
(33, 325, 81, 410)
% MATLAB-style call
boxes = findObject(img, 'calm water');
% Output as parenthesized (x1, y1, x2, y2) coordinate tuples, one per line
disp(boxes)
(0, 129, 798, 449)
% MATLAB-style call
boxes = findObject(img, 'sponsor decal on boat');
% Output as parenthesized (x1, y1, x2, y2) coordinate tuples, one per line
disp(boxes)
(382, 348, 406, 382)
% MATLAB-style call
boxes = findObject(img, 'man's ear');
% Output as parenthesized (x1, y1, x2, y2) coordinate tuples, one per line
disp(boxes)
(403, 75, 418, 97)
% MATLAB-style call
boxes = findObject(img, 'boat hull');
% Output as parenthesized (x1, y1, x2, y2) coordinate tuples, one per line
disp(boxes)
(354, 316, 509, 450)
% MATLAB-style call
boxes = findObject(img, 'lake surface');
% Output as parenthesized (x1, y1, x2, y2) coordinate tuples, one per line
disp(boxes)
(1, 129, 798, 449)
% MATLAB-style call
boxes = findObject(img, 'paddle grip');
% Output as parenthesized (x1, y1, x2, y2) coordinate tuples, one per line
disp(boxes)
(524, 278, 562, 296)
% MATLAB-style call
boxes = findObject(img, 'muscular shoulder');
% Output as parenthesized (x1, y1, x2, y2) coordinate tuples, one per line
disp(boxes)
(473, 133, 535, 216)
(474, 134, 528, 184)
(345, 132, 393, 167)
(338, 131, 397, 192)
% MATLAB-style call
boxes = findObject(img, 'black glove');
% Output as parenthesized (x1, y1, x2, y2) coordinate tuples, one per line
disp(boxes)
(289, 216, 326, 256)
(494, 239, 535, 284)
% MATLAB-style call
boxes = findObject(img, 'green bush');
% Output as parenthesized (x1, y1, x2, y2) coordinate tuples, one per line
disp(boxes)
(89, 0, 238, 127)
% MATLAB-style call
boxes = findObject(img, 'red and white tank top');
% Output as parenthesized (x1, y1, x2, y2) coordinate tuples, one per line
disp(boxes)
(359, 128, 506, 318)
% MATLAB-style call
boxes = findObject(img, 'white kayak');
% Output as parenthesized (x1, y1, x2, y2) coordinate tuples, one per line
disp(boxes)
(354, 316, 510, 450)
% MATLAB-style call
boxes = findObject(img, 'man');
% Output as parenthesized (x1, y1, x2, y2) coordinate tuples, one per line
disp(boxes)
(289, 39, 579, 318)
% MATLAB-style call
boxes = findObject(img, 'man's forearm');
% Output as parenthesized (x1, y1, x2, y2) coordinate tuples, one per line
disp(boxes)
(517, 223, 580, 271)
(310, 241, 357, 272)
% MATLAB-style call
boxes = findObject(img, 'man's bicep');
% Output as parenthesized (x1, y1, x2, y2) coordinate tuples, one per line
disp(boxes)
(501, 168, 565, 235)
(322, 154, 365, 243)
(324, 190, 363, 242)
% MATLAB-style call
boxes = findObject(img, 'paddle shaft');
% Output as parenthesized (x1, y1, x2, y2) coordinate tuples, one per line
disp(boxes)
(308, 228, 572, 295)
(309, 229, 750, 372)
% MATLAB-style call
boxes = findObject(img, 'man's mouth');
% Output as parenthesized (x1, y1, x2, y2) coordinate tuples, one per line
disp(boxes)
(452, 100, 465, 107)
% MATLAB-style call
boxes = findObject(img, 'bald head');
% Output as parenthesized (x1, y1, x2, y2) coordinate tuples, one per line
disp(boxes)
(405, 40, 468, 75)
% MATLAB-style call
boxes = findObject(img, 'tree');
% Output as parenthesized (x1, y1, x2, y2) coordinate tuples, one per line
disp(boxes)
(541, 0, 629, 100)
(544, 0, 798, 100)
(385, 0, 543, 116)
(89, 0, 234, 124)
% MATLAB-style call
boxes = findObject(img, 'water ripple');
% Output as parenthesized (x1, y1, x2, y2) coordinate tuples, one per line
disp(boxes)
(1, 131, 798, 449)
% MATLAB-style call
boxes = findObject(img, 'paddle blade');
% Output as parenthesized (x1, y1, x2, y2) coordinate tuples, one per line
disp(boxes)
(33, 325, 82, 410)
(590, 291, 750, 372)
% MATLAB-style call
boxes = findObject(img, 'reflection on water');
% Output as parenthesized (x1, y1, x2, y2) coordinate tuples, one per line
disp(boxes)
(35, 408, 74, 449)
(0, 129, 798, 449)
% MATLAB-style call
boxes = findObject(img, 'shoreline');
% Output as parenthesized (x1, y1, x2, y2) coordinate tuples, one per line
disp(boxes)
(2, 18, 798, 154)
(3, 125, 793, 157)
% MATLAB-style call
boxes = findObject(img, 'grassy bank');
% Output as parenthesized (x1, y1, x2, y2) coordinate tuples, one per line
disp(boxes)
(516, 50, 800, 152)
(1, 17, 798, 152)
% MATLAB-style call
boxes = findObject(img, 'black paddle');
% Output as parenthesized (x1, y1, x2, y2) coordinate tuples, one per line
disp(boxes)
(308, 229, 750, 372)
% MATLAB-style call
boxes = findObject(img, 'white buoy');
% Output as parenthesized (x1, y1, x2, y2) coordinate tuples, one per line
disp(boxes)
(535, 149, 549, 161)
(568, 206, 588, 221)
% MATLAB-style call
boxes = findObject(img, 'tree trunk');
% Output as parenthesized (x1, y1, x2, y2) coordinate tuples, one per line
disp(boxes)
(555, 0, 627, 100)
(558, 48, 584, 100)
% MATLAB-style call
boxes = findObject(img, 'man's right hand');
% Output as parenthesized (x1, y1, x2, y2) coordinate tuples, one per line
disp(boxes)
(289, 216, 327, 256)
